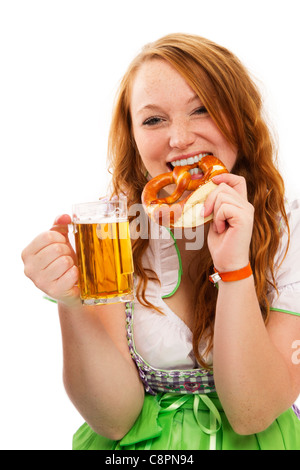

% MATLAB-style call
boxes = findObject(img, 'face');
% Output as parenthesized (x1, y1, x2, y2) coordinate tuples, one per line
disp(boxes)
(130, 59, 237, 183)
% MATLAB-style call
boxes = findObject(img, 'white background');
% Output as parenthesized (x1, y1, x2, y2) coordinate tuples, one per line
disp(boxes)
(1, 0, 300, 450)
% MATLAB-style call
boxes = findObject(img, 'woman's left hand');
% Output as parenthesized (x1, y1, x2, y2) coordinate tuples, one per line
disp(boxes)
(203, 173, 254, 272)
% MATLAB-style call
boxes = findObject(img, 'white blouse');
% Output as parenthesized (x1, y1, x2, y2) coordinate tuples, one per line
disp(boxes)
(133, 199, 300, 370)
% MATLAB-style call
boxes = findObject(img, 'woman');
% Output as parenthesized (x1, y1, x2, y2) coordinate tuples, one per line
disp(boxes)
(22, 33, 300, 450)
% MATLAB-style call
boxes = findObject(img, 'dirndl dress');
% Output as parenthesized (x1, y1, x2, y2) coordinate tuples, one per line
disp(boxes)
(73, 303, 300, 451)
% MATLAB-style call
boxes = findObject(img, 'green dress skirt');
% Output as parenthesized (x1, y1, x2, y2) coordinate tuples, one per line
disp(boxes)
(72, 392, 300, 450)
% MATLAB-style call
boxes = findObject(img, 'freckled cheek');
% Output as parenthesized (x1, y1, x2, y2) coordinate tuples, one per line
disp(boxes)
(134, 131, 165, 165)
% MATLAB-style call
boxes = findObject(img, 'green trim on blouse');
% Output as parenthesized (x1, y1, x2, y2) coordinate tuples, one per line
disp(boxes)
(43, 295, 57, 304)
(270, 307, 300, 317)
(161, 229, 183, 299)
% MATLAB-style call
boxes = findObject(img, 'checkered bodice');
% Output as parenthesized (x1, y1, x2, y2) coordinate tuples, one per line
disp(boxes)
(125, 302, 216, 396)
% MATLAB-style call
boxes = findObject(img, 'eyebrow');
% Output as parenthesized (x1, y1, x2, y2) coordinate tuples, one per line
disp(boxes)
(136, 104, 164, 115)
(137, 94, 201, 115)
(187, 93, 201, 104)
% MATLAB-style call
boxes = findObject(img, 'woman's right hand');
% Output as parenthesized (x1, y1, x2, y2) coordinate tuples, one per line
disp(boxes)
(21, 214, 80, 306)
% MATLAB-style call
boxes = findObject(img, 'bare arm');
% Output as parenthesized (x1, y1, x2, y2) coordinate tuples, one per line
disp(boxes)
(22, 215, 144, 440)
(204, 174, 300, 434)
(58, 301, 144, 440)
(213, 276, 300, 435)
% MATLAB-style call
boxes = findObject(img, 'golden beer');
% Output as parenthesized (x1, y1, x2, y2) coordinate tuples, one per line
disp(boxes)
(73, 198, 134, 305)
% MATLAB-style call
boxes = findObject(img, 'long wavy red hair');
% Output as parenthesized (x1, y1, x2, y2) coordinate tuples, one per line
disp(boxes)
(107, 33, 289, 368)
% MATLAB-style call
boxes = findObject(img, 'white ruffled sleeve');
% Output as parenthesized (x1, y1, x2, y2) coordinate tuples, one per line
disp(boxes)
(268, 199, 300, 316)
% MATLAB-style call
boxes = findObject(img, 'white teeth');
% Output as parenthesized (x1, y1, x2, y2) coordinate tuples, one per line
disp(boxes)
(189, 168, 201, 176)
(171, 152, 210, 167)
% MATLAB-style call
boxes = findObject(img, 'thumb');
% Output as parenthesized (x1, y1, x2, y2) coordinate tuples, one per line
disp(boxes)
(50, 214, 72, 235)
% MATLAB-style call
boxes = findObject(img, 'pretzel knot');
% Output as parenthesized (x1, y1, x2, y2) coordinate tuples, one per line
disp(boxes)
(141, 155, 228, 228)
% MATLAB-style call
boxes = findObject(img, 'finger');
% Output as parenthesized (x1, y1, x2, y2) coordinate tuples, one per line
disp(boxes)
(213, 202, 241, 233)
(212, 173, 248, 199)
(46, 265, 79, 302)
(35, 242, 75, 271)
(203, 183, 233, 217)
(45, 254, 76, 281)
(51, 266, 80, 299)
(213, 193, 254, 234)
(203, 181, 245, 220)
(22, 230, 69, 261)
(212, 190, 246, 222)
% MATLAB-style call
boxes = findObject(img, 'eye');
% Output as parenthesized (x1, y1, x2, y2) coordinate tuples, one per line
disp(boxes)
(192, 106, 208, 116)
(142, 116, 164, 126)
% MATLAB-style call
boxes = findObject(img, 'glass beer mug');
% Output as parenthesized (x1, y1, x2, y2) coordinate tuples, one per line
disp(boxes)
(72, 196, 134, 305)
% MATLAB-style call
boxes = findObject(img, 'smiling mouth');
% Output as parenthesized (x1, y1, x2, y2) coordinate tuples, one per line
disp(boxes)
(167, 152, 213, 177)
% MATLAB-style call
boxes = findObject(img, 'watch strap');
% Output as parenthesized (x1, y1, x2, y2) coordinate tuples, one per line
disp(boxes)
(209, 262, 252, 284)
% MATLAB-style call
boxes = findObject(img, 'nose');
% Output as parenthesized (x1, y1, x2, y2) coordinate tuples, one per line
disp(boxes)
(168, 120, 196, 150)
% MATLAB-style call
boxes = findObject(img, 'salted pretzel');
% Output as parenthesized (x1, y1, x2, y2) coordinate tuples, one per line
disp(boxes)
(141, 154, 228, 228)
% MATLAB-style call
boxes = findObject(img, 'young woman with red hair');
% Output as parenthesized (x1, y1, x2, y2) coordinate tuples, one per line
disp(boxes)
(22, 33, 300, 450)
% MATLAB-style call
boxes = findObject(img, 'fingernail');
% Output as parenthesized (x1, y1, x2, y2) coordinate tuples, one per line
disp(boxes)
(212, 174, 225, 182)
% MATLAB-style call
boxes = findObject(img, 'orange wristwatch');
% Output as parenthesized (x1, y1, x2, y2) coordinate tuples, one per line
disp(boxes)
(209, 262, 253, 284)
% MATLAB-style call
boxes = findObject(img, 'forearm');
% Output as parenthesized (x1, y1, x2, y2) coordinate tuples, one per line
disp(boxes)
(213, 275, 295, 434)
(58, 301, 144, 440)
